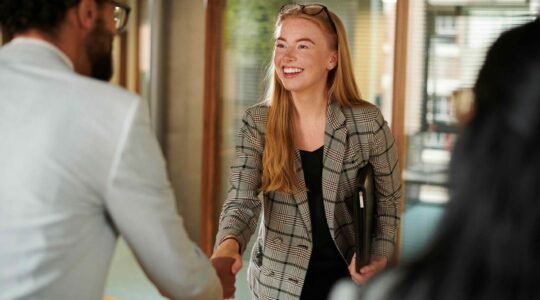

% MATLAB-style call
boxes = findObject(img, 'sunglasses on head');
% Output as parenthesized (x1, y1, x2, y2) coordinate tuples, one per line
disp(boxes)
(279, 3, 337, 35)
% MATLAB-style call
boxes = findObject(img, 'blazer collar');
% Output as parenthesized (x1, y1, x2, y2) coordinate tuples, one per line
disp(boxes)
(327, 100, 347, 131)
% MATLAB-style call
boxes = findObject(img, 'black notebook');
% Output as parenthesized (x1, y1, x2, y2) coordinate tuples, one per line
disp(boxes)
(353, 164, 376, 271)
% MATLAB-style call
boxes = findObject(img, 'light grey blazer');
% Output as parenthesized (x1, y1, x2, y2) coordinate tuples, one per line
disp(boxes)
(0, 39, 221, 300)
(216, 101, 401, 299)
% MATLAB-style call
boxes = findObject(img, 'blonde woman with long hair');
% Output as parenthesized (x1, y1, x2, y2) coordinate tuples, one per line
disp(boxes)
(212, 4, 401, 299)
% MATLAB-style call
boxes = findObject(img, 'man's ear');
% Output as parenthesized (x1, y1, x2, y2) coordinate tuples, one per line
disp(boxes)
(75, 0, 98, 31)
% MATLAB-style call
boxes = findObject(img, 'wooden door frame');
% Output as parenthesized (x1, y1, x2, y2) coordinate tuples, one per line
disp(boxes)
(200, 0, 226, 256)
(391, 0, 409, 263)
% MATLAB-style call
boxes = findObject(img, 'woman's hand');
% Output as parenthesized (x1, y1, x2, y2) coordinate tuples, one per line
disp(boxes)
(210, 236, 243, 299)
(211, 237, 243, 274)
(348, 254, 388, 285)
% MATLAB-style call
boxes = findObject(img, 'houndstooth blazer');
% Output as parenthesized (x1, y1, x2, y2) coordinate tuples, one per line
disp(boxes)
(215, 100, 401, 300)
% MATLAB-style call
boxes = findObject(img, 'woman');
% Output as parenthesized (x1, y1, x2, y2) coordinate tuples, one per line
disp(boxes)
(334, 18, 540, 300)
(212, 4, 401, 299)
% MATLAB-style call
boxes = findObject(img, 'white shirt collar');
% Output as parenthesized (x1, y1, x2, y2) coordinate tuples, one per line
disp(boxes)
(11, 37, 75, 71)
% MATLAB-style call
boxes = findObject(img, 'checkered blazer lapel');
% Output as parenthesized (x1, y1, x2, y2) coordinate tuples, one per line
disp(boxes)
(292, 151, 311, 240)
(322, 101, 347, 237)
(291, 101, 347, 240)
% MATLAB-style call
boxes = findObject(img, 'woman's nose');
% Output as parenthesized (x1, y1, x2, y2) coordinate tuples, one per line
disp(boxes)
(283, 49, 296, 62)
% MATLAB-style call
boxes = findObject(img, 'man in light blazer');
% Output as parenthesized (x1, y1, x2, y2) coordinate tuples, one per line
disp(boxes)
(0, 0, 227, 299)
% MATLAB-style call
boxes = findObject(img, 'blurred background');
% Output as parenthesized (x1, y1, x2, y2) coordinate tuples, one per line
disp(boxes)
(2, 0, 538, 298)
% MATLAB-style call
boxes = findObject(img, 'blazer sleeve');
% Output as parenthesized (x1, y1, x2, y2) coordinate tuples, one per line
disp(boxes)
(104, 98, 222, 300)
(214, 108, 264, 254)
(368, 109, 401, 259)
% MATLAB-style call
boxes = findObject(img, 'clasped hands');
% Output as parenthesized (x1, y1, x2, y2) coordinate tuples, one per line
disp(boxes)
(210, 237, 243, 299)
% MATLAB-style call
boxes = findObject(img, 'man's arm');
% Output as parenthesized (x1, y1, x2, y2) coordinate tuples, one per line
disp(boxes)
(104, 98, 222, 300)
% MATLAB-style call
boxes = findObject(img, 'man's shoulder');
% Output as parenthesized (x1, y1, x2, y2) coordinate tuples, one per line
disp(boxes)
(64, 74, 141, 110)
(39, 73, 143, 123)
(74, 76, 138, 102)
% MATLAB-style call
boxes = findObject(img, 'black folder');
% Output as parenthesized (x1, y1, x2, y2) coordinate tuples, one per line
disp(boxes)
(353, 164, 376, 271)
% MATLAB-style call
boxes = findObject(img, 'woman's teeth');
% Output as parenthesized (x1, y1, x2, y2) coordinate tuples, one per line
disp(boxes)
(284, 67, 303, 74)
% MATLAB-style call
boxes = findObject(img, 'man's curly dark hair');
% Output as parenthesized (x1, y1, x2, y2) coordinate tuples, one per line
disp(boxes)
(0, 0, 81, 36)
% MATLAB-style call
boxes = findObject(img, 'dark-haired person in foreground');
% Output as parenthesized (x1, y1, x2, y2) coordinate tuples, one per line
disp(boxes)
(331, 18, 540, 300)
(0, 1, 228, 299)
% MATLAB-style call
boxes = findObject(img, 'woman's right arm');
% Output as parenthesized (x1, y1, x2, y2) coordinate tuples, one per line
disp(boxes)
(212, 108, 265, 256)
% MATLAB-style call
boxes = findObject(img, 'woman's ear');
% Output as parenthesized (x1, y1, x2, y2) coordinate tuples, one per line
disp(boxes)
(328, 51, 338, 70)
(75, 0, 98, 31)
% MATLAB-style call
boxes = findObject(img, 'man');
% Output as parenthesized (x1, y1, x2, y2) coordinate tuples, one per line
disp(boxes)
(0, 1, 231, 299)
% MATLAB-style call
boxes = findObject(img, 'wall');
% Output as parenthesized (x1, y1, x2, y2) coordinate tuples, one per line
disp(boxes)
(162, 0, 206, 244)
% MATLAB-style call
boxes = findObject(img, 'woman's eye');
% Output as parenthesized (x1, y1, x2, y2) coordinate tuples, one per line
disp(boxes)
(275, 43, 286, 49)
(298, 44, 309, 49)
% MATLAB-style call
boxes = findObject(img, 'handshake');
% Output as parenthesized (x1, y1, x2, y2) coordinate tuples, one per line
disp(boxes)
(211, 256, 238, 299)
(211, 236, 243, 299)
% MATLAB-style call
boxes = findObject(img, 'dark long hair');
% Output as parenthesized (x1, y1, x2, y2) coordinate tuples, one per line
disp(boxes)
(384, 19, 540, 300)
(0, 0, 80, 36)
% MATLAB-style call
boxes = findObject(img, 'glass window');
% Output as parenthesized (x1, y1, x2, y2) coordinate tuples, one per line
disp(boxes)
(221, 1, 285, 184)
(220, 0, 398, 205)
(401, 0, 538, 261)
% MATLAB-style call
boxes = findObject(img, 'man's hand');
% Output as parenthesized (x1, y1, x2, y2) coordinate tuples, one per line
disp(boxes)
(210, 257, 236, 299)
(348, 255, 388, 285)
(210, 237, 243, 299)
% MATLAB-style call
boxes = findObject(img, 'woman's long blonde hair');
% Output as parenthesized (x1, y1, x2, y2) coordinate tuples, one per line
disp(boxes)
(261, 5, 365, 193)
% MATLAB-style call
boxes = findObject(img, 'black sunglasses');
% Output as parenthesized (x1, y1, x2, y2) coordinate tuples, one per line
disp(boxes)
(279, 3, 338, 35)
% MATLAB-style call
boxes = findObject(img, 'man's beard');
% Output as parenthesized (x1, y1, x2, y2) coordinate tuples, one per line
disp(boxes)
(85, 18, 114, 81)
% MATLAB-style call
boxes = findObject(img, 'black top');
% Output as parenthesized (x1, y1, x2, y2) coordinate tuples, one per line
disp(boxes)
(299, 146, 349, 300)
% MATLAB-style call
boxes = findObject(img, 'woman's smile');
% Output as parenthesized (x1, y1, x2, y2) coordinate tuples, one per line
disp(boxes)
(282, 66, 304, 78)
